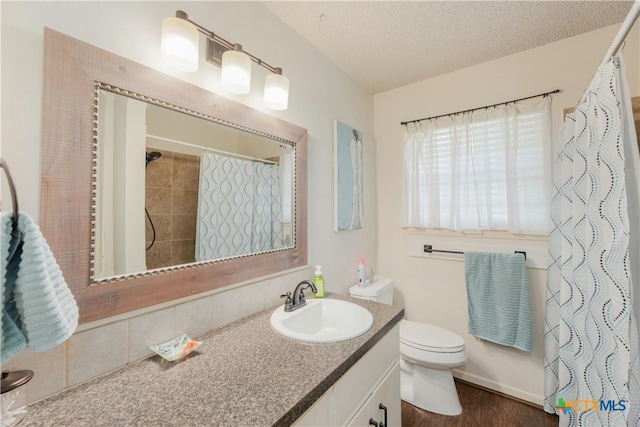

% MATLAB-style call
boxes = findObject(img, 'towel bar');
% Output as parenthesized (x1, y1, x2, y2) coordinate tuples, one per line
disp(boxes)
(423, 244, 526, 260)
(0, 158, 19, 231)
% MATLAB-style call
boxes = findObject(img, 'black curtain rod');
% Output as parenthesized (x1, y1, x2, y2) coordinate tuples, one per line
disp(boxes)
(400, 89, 560, 126)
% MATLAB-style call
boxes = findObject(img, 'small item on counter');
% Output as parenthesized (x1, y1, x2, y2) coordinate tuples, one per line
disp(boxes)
(357, 256, 367, 287)
(1, 369, 33, 427)
(313, 265, 325, 298)
(149, 334, 202, 362)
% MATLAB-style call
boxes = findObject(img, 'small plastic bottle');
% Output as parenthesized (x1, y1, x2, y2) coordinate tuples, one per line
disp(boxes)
(313, 265, 325, 298)
(357, 256, 366, 287)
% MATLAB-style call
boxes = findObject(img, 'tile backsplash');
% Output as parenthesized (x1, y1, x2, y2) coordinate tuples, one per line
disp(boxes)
(2, 266, 313, 404)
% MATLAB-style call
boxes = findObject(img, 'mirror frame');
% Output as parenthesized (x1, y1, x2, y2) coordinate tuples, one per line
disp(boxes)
(40, 29, 308, 324)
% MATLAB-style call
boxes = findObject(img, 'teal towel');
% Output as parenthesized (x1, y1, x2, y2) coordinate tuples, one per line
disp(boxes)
(1, 215, 26, 361)
(1, 212, 78, 362)
(464, 252, 531, 352)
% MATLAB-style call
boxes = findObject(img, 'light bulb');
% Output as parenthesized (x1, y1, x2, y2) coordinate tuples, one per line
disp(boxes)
(221, 44, 251, 94)
(161, 16, 199, 72)
(264, 69, 289, 110)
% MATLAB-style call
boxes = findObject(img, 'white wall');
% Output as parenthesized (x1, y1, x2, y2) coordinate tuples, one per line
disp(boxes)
(374, 23, 640, 405)
(0, 1, 375, 402)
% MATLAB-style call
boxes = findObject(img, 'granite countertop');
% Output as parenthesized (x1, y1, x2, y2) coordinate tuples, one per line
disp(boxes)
(22, 293, 404, 426)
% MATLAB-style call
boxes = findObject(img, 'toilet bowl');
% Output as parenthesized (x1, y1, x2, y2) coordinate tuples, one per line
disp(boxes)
(399, 320, 466, 415)
(349, 277, 466, 416)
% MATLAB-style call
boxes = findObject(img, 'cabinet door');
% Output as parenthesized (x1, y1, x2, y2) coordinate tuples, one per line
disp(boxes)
(346, 361, 401, 427)
(294, 387, 334, 427)
(335, 325, 400, 423)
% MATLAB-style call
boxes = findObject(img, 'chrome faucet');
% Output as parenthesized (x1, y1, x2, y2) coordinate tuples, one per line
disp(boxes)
(281, 280, 317, 312)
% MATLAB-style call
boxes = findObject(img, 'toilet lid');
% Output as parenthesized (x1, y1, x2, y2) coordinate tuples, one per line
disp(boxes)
(400, 320, 465, 353)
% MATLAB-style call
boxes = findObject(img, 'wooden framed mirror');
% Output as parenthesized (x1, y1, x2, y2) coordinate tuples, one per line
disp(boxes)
(40, 29, 307, 323)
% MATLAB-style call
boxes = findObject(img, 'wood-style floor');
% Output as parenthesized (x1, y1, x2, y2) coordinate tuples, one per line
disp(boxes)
(401, 379, 559, 427)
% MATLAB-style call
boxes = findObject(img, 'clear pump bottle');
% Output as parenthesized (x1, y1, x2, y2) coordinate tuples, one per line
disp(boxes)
(313, 265, 325, 298)
(357, 256, 366, 287)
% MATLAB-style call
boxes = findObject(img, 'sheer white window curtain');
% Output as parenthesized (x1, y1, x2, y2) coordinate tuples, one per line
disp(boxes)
(402, 97, 552, 235)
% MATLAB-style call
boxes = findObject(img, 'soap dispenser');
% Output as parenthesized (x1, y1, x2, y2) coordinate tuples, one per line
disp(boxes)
(313, 265, 325, 298)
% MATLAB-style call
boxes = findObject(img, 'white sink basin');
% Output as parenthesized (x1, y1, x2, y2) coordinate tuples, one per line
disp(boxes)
(270, 299, 373, 343)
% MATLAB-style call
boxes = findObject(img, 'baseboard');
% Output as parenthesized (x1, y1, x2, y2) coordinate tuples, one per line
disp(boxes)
(452, 370, 543, 407)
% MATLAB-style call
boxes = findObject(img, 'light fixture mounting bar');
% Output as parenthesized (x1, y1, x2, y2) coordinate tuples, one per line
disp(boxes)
(176, 10, 281, 74)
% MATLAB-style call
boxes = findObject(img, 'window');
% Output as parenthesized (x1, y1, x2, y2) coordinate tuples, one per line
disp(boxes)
(402, 97, 552, 235)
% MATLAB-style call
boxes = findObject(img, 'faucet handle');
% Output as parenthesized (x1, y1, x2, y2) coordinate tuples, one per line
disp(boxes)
(280, 292, 293, 310)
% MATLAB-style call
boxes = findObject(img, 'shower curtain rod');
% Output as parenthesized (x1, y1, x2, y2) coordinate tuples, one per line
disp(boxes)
(400, 89, 560, 126)
(576, 1, 640, 105)
(598, 1, 640, 69)
(146, 134, 278, 165)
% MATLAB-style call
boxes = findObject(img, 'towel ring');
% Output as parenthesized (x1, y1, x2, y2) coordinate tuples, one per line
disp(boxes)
(0, 158, 19, 230)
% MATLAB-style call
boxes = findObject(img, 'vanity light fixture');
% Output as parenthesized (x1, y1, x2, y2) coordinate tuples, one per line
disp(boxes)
(161, 12, 199, 72)
(264, 67, 290, 111)
(221, 43, 252, 94)
(161, 10, 290, 110)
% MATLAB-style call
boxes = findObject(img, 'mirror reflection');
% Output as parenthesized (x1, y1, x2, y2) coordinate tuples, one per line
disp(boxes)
(94, 88, 294, 282)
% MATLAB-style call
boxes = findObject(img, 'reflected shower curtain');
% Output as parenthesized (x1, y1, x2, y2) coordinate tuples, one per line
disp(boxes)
(544, 56, 640, 426)
(195, 153, 284, 261)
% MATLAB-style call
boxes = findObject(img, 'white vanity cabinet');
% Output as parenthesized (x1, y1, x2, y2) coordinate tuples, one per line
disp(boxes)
(294, 324, 401, 427)
(346, 362, 400, 427)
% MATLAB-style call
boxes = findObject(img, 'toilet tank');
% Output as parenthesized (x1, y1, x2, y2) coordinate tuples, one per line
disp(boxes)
(349, 277, 394, 305)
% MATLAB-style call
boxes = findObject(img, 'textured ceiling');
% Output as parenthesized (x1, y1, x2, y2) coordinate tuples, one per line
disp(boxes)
(263, 1, 635, 94)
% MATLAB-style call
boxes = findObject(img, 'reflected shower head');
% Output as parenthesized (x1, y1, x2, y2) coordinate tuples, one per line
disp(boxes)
(145, 151, 162, 166)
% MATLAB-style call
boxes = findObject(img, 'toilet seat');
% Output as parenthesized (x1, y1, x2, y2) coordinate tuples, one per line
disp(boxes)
(348, 279, 467, 415)
(400, 320, 465, 353)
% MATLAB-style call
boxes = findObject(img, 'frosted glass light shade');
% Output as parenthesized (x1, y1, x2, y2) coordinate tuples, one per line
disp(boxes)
(221, 47, 252, 94)
(161, 17, 199, 72)
(264, 73, 290, 110)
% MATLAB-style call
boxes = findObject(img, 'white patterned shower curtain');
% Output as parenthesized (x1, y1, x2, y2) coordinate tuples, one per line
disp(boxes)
(544, 57, 640, 426)
(195, 153, 284, 261)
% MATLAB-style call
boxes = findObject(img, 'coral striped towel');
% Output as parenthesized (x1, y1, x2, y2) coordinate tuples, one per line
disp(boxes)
(464, 252, 531, 352)
(1, 212, 78, 362)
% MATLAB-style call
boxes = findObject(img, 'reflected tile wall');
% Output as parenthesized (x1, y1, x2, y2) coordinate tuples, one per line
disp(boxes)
(145, 150, 199, 269)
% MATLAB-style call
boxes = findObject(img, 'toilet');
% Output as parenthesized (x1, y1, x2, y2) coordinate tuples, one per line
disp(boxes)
(349, 277, 467, 416)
